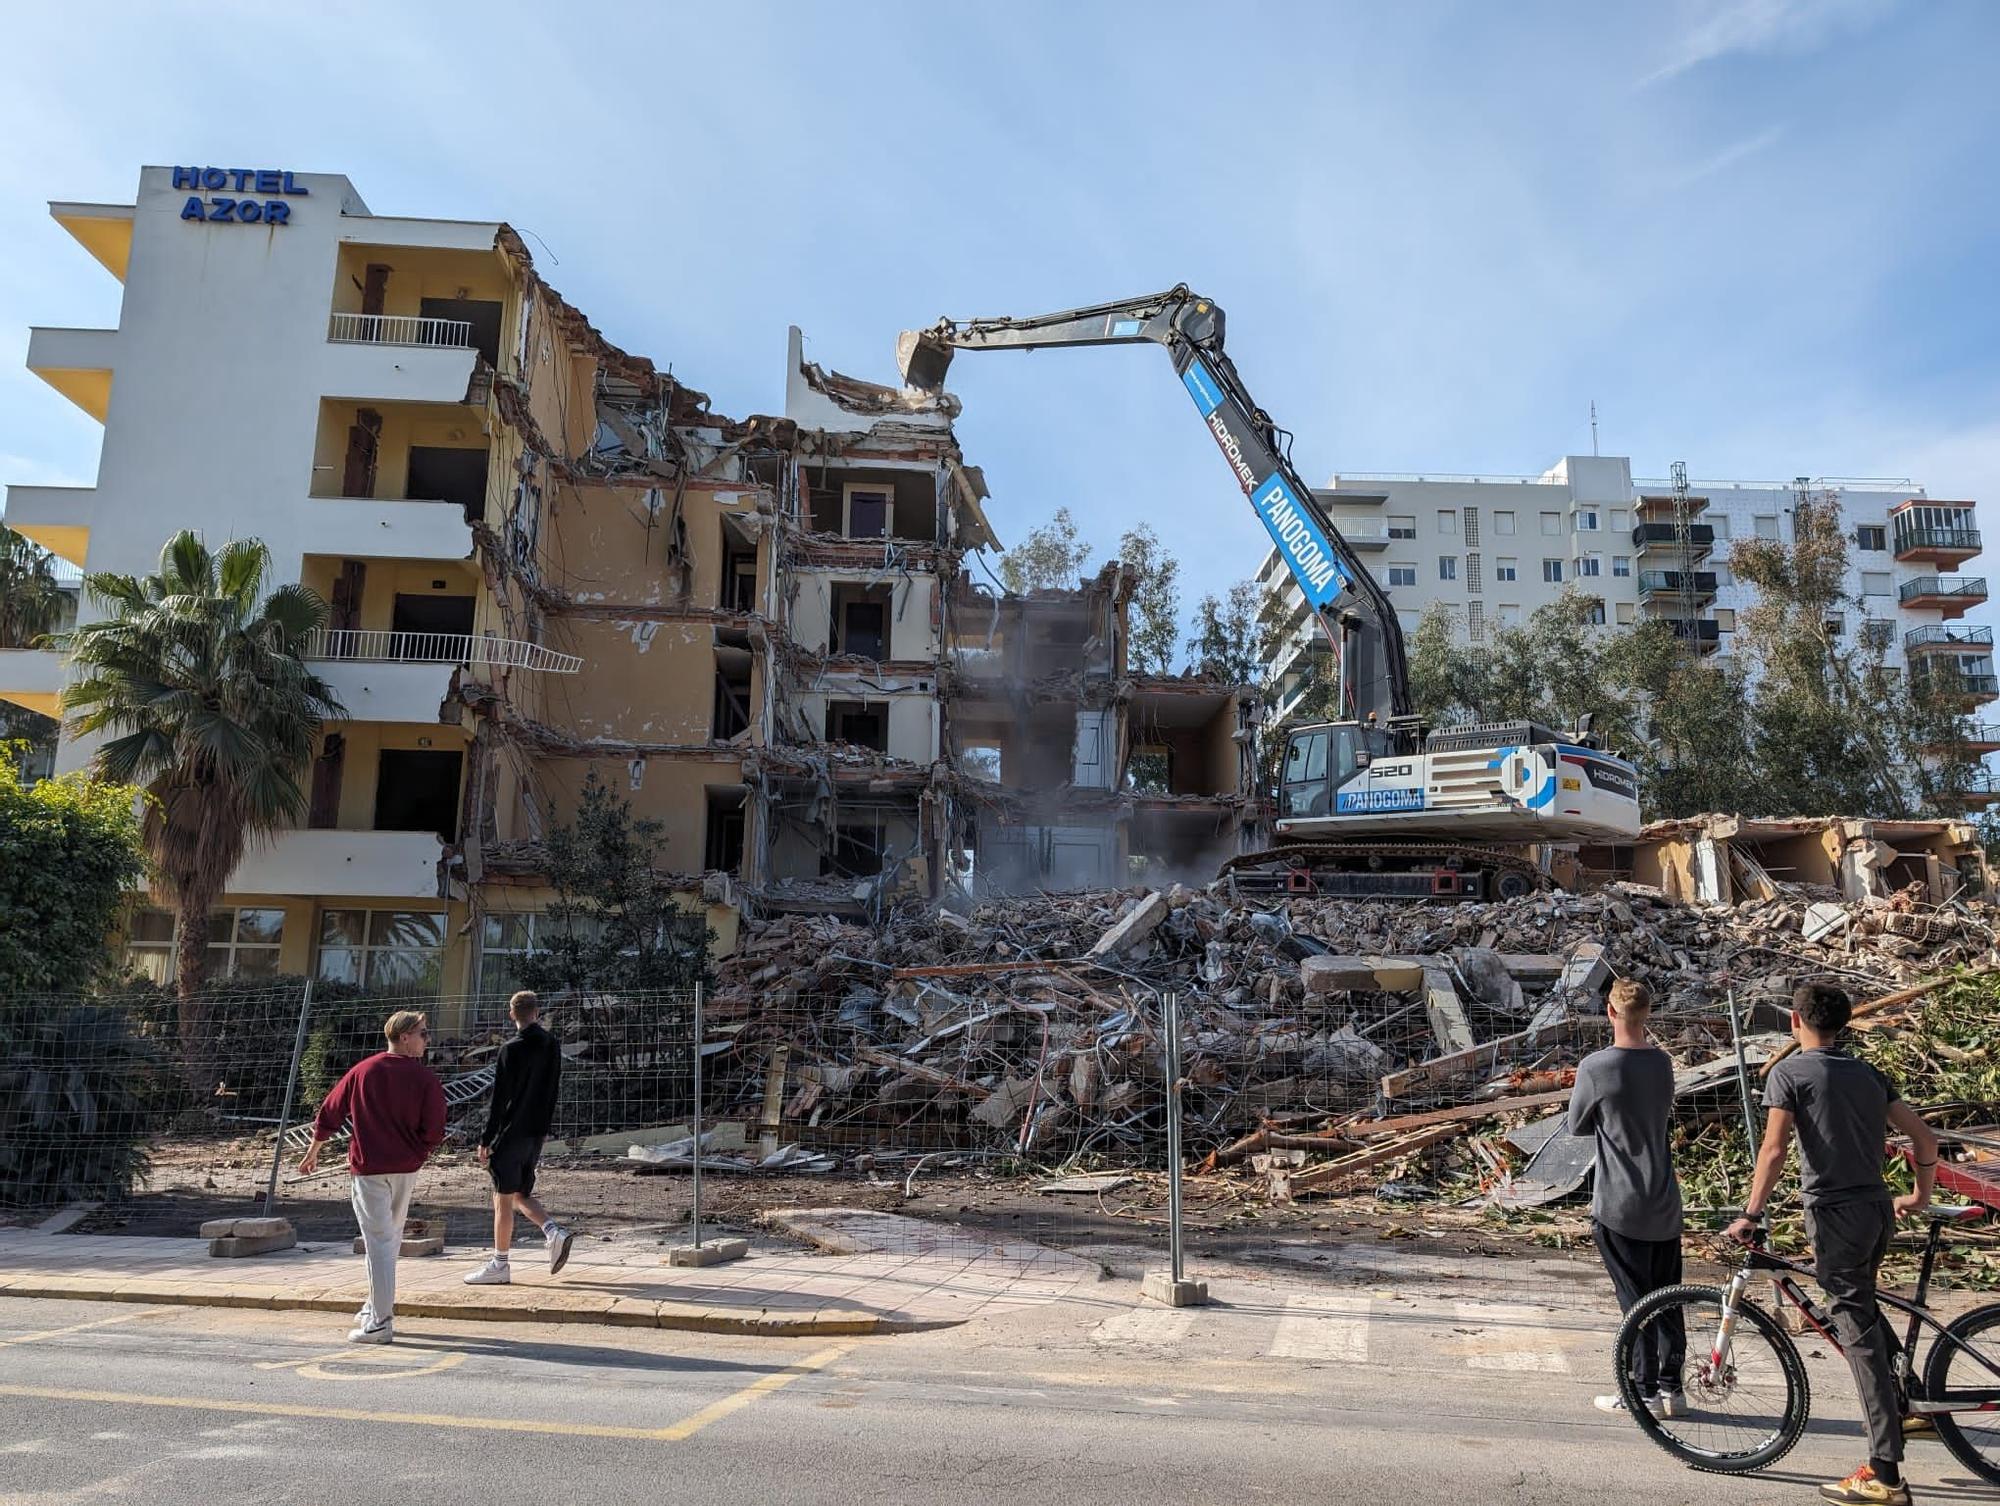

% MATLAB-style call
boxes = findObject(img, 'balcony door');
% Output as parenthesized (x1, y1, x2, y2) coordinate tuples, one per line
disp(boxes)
(419, 296, 502, 366)
(373, 749, 463, 842)
(391, 592, 475, 660)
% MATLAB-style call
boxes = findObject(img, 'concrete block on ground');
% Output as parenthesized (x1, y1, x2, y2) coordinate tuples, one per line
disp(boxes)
(208, 1230, 297, 1258)
(200, 1216, 292, 1240)
(667, 1237, 750, 1267)
(351, 1234, 445, 1257)
(1300, 955, 1425, 996)
(1140, 1271, 1209, 1307)
(1087, 891, 1170, 960)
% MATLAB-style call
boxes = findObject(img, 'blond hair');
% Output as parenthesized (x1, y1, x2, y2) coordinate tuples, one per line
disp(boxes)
(1607, 978, 1652, 1015)
(384, 1009, 429, 1044)
(508, 990, 540, 1021)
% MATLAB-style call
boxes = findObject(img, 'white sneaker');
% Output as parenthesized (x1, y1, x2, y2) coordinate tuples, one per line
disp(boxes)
(1595, 1392, 1660, 1414)
(463, 1256, 511, 1286)
(1657, 1388, 1686, 1417)
(546, 1225, 575, 1276)
(347, 1319, 393, 1344)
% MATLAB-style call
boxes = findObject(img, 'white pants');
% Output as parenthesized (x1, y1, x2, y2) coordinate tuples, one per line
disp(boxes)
(350, 1172, 417, 1327)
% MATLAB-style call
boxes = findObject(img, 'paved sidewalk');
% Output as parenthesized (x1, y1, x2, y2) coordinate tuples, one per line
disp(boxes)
(0, 1208, 1100, 1336)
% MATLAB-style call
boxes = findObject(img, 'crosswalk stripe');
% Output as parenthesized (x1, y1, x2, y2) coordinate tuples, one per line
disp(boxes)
(1093, 1306, 1197, 1347)
(1270, 1294, 1371, 1362)
(1452, 1301, 1571, 1372)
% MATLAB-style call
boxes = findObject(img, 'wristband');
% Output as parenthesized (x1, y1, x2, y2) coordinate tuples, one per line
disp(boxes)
(1915, 1159, 1938, 1169)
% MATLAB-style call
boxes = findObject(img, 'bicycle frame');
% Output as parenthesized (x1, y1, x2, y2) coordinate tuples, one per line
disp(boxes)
(1699, 1217, 2000, 1417)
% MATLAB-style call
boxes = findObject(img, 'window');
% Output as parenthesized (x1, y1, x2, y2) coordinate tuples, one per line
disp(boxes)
(1615, 602, 1636, 625)
(1824, 615, 1844, 639)
(1466, 553, 1483, 592)
(1496, 558, 1518, 582)
(479, 912, 551, 997)
(1861, 620, 1895, 649)
(317, 909, 447, 994)
(1462, 507, 1479, 546)
(1540, 512, 1562, 537)
(843, 485, 893, 540)
(1496, 603, 1521, 628)
(1543, 559, 1564, 583)
(1495, 511, 1516, 536)
(1387, 564, 1417, 587)
(1439, 556, 1458, 581)
(1862, 571, 1893, 597)
(1388, 515, 1416, 540)
(1754, 514, 1780, 540)
(1576, 509, 1600, 532)
(124, 907, 286, 984)
(1578, 555, 1602, 578)
(826, 700, 888, 751)
(1857, 524, 1887, 552)
(1436, 509, 1457, 536)
(830, 584, 892, 659)
(1714, 608, 1737, 632)
(1612, 556, 1632, 578)
(1711, 564, 1731, 587)
(1588, 601, 1607, 626)
(1710, 513, 1731, 539)
(1611, 510, 1629, 534)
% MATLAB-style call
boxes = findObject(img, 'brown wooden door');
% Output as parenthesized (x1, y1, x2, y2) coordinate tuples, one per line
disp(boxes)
(340, 409, 382, 498)
(360, 264, 390, 318)
(308, 733, 346, 829)
(329, 561, 366, 634)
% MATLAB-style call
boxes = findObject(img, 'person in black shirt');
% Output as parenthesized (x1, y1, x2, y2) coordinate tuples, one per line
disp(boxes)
(464, 991, 575, 1284)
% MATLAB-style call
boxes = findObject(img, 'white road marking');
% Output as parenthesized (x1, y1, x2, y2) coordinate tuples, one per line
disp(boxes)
(1270, 1294, 1371, 1362)
(1453, 1301, 1572, 1372)
(1093, 1306, 1197, 1348)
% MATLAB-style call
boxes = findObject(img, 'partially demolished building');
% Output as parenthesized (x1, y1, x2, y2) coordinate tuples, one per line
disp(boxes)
(2, 167, 1255, 1006)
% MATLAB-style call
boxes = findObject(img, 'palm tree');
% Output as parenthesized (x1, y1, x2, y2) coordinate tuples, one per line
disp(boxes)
(57, 532, 341, 1094)
(0, 526, 67, 649)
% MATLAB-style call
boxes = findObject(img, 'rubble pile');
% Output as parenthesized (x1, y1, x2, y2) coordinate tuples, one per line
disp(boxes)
(696, 881, 1999, 1191)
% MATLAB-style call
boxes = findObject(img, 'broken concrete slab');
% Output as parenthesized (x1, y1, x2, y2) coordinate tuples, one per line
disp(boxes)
(199, 1216, 292, 1241)
(1423, 965, 1476, 1053)
(1300, 955, 1426, 996)
(1087, 891, 1170, 960)
(668, 1237, 750, 1267)
(210, 1230, 297, 1258)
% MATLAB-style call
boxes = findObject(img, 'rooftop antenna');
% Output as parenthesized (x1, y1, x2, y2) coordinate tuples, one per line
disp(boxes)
(1590, 401, 1600, 457)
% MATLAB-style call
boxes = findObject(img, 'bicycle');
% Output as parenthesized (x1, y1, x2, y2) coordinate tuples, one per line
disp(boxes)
(1613, 1206, 2000, 1481)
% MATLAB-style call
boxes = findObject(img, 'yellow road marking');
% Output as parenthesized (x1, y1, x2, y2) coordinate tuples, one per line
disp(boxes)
(0, 1308, 173, 1351)
(0, 1344, 851, 1442)
(256, 1347, 467, 1381)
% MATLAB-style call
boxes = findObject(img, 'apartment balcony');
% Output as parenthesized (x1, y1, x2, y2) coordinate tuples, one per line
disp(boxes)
(0, 647, 64, 719)
(1938, 768, 2000, 811)
(227, 829, 443, 900)
(1914, 666, 2000, 706)
(297, 494, 476, 562)
(321, 314, 480, 404)
(1898, 575, 1987, 618)
(305, 630, 579, 719)
(1894, 525, 1981, 569)
(1924, 723, 2000, 755)
(1904, 624, 1994, 655)
(1668, 617, 1722, 653)
(51, 201, 135, 283)
(1632, 522, 1714, 559)
(1637, 570, 1718, 604)
(26, 326, 116, 422)
(2, 484, 98, 567)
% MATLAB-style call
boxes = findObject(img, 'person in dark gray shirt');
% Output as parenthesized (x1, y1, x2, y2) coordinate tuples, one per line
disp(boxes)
(1567, 978, 1685, 1416)
(1726, 983, 1940, 1506)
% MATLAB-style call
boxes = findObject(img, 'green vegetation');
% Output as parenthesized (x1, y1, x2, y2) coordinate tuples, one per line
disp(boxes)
(0, 751, 145, 996)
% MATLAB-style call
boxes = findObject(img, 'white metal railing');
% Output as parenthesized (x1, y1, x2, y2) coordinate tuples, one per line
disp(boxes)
(304, 628, 581, 673)
(326, 313, 473, 350)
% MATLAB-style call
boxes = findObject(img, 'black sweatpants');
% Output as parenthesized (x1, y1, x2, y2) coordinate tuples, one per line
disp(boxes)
(1595, 1221, 1687, 1395)
(1806, 1197, 1902, 1468)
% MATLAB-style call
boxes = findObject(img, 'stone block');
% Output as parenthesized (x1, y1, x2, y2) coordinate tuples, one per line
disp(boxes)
(1139, 1271, 1209, 1307)
(200, 1216, 292, 1240)
(208, 1230, 297, 1258)
(1300, 955, 1426, 996)
(350, 1234, 445, 1257)
(1087, 891, 1170, 960)
(668, 1237, 750, 1267)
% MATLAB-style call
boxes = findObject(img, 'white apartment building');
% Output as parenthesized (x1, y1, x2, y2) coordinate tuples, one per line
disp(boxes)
(1259, 454, 1992, 737)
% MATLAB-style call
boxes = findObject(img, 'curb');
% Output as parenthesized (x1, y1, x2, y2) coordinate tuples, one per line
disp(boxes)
(0, 1276, 958, 1336)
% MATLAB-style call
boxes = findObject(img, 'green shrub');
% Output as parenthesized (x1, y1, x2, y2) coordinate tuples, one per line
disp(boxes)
(0, 1004, 166, 1207)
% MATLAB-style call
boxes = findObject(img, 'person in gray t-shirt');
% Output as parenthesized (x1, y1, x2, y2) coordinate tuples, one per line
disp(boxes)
(1725, 983, 1940, 1506)
(1567, 978, 1685, 1415)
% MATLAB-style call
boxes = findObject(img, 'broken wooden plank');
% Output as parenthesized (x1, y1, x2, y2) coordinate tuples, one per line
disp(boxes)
(1380, 1019, 1576, 1099)
(1273, 1123, 1464, 1197)
(1423, 964, 1476, 1054)
(1345, 1086, 1575, 1139)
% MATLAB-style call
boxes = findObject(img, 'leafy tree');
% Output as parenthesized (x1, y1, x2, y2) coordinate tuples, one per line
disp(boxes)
(997, 507, 1093, 593)
(516, 769, 713, 995)
(1184, 580, 1265, 684)
(1116, 523, 1182, 675)
(0, 527, 66, 649)
(57, 532, 339, 1093)
(0, 750, 145, 996)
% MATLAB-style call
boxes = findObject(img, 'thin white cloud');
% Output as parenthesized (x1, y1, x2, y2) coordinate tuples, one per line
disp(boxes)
(1643, 0, 1898, 85)
(1666, 124, 1789, 188)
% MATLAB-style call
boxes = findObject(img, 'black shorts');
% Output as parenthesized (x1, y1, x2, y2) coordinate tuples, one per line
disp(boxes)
(488, 1136, 544, 1196)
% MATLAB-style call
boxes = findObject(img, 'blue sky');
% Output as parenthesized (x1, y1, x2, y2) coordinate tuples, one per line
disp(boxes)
(4, 0, 1997, 644)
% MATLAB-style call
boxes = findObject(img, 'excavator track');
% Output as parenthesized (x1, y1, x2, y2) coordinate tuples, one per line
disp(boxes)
(1217, 842, 1548, 901)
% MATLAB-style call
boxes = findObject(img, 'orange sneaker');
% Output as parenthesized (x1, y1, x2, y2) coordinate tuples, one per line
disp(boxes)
(1818, 1464, 1911, 1504)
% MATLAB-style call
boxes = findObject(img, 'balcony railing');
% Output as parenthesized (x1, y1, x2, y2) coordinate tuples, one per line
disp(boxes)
(327, 313, 474, 350)
(1668, 618, 1722, 644)
(1904, 624, 1994, 651)
(1894, 526, 1982, 557)
(1632, 523, 1715, 551)
(304, 629, 582, 673)
(1637, 570, 1718, 596)
(1899, 575, 1988, 604)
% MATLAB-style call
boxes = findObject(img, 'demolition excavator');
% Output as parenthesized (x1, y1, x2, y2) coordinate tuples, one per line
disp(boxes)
(898, 286, 1641, 899)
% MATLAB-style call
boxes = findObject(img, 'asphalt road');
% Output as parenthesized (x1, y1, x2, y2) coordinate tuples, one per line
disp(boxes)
(1, 1293, 1995, 1506)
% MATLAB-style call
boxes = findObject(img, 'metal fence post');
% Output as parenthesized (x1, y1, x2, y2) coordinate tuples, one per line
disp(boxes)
(691, 981, 704, 1251)
(1726, 988, 1760, 1151)
(263, 979, 315, 1214)
(1164, 990, 1185, 1285)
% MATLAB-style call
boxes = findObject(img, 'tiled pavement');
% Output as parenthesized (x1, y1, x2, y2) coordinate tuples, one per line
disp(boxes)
(0, 1209, 1101, 1336)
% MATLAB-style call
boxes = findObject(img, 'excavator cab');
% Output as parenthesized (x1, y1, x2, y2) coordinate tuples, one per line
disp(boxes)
(1279, 722, 1394, 819)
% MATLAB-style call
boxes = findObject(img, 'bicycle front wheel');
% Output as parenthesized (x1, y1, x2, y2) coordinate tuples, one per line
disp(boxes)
(1923, 1300, 2000, 1486)
(1615, 1283, 1810, 1474)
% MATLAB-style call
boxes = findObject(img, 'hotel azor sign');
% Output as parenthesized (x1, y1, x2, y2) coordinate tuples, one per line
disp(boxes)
(174, 166, 309, 225)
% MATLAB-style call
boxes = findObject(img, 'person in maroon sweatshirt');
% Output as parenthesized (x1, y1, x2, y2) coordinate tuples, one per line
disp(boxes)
(298, 1009, 446, 1344)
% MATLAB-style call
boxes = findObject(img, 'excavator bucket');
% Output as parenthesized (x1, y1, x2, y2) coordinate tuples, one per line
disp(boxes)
(896, 329, 955, 392)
